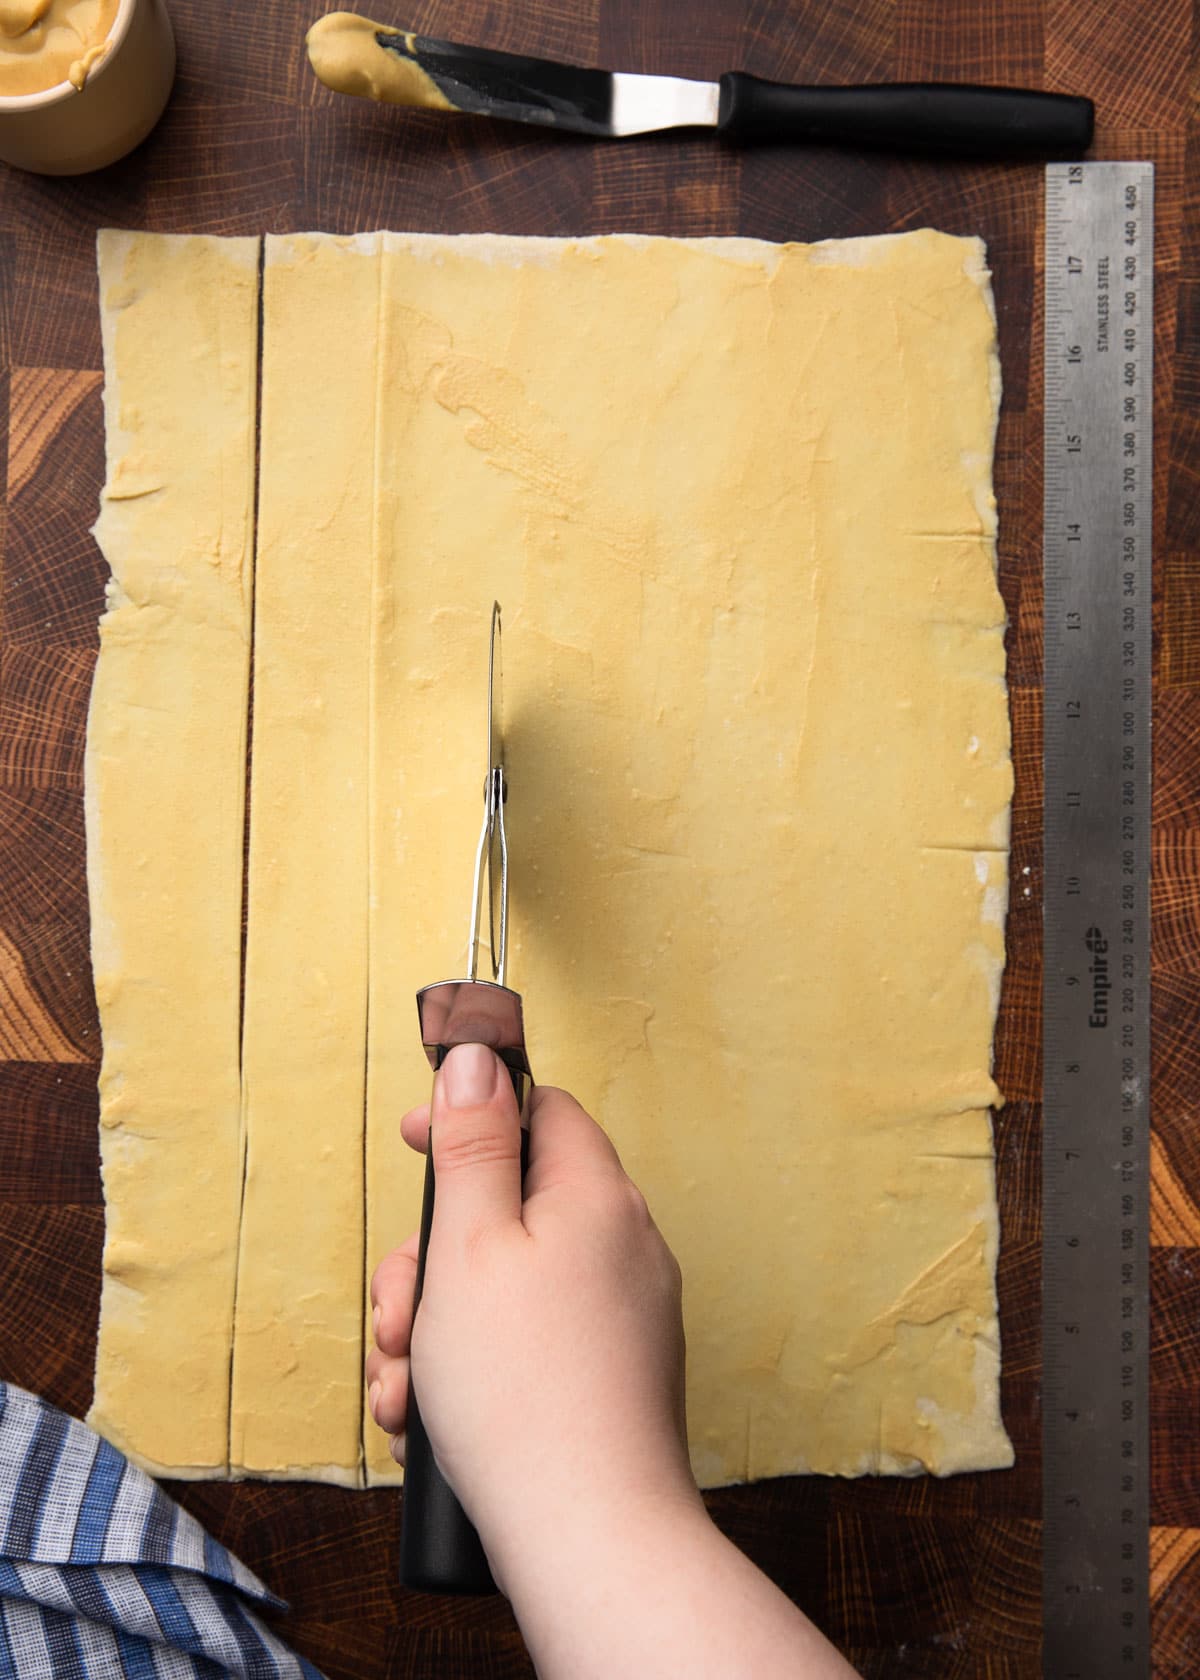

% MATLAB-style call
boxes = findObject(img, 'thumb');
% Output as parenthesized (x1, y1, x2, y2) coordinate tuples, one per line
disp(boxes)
(429, 1043, 523, 1249)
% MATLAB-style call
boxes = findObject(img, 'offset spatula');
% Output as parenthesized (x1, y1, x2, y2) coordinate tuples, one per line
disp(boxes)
(307, 12, 1094, 156)
(400, 603, 532, 1596)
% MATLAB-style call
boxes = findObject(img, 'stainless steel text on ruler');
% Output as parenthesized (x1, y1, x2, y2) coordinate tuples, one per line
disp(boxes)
(1042, 161, 1153, 1679)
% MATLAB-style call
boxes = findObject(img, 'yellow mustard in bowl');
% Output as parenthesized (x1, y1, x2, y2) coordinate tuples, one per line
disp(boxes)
(0, 0, 120, 95)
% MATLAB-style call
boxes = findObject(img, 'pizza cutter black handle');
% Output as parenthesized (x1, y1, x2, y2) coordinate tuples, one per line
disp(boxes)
(399, 1054, 530, 1596)
(716, 75, 1094, 155)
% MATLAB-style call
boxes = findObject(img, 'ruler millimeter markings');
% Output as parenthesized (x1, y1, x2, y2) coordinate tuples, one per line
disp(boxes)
(1042, 161, 1153, 1680)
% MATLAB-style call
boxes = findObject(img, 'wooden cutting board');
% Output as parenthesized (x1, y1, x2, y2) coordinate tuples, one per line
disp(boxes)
(1, 1, 1197, 1674)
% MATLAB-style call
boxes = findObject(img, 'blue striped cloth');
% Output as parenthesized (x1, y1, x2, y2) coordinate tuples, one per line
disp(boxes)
(0, 1384, 326, 1679)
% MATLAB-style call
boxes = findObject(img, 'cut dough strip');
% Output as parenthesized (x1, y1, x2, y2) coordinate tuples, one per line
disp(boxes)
(229, 234, 380, 1485)
(87, 230, 260, 1477)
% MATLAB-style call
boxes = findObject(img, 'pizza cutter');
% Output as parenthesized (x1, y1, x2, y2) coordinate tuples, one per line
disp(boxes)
(399, 601, 532, 1596)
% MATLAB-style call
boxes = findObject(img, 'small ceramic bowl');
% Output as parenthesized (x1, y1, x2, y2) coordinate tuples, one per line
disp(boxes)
(0, 0, 175, 175)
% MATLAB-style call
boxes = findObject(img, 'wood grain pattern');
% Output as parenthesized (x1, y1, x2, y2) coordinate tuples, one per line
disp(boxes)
(0, 0, 1196, 1674)
(1151, 1131, 1200, 1247)
(0, 643, 95, 789)
(0, 1061, 100, 1202)
(6, 369, 101, 504)
(0, 928, 82, 1060)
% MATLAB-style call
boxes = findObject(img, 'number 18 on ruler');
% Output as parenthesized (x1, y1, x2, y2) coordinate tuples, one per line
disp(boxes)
(1042, 161, 1153, 1679)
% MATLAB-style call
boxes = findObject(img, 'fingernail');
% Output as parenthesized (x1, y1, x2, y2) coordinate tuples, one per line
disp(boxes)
(390, 1432, 406, 1465)
(368, 1380, 382, 1422)
(441, 1042, 499, 1108)
(372, 1304, 381, 1341)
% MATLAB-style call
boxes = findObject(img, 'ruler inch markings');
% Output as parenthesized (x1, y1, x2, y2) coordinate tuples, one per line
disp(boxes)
(1041, 161, 1153, 1680)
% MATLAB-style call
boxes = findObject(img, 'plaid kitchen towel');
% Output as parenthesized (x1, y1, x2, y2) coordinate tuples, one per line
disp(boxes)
(0, 1383, 326, 1679)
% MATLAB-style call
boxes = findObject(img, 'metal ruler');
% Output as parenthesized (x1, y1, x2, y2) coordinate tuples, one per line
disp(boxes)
(1042, 161, 1154, 1679)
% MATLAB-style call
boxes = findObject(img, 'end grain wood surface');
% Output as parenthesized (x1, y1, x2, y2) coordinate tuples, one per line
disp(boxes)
(1, 1, 1198, 1675)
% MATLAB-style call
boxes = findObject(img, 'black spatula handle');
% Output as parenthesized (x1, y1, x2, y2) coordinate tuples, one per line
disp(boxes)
(717, 75, 1094, 155)
(400, 1016, 531, 1596)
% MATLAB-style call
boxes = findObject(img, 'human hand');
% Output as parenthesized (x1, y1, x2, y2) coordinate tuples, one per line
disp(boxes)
(369, 1046, 860, 1678)
(366, 1042, 700, 1589)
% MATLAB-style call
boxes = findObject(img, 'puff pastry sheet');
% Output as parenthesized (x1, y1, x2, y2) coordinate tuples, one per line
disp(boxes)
(88, 227, 1014, 1485)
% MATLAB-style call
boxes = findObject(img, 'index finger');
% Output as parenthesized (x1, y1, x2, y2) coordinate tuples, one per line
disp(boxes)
(400, 1101, 430, 1154)
(522, 1084, 625, 1199)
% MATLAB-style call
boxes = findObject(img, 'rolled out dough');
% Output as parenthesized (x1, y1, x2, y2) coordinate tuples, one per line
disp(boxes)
(87, 231, 259, 1476)
(89, 226, 1014, 1486)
